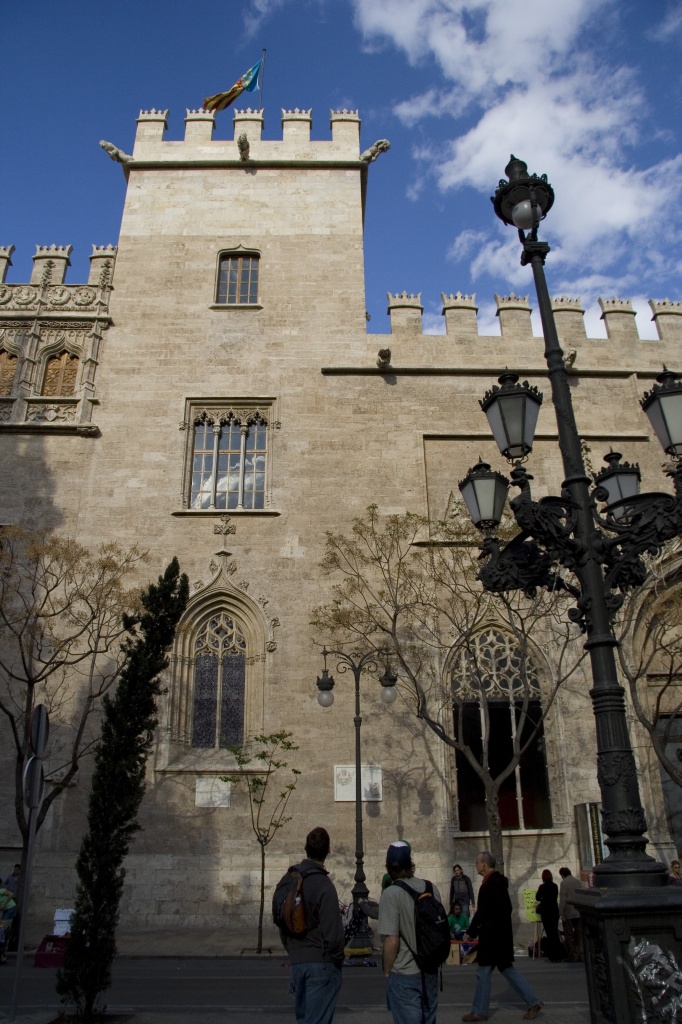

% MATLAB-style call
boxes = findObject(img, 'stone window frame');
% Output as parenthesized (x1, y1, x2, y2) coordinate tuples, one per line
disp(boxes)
(176, 397, 280, 516)
(447, 626, 557, 834)
(210, 245, 262, 310)
(191, 609, 247, 750)
(41, 349, 81, 397)
(0, 348, 19, 396)
(166, 578, 268, 766)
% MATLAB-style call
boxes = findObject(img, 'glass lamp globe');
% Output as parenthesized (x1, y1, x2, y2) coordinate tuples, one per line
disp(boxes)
(381, 685, 398, 704)
(511, 199, 535, 230)
(317, 689, 334, 707)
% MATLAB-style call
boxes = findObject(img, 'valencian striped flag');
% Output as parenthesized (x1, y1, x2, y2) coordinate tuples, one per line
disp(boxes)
(203, 59, 263, 113)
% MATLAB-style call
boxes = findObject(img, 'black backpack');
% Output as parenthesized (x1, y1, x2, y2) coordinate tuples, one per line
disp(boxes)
(393, 879, 451, 974)
(272, 864, 324, 936)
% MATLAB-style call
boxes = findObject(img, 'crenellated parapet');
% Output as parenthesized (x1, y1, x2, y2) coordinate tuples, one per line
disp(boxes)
(379, 289, 682, 350)
(121, 107, 366, 163)
(0, 245, 115, 314)
(0, 245, 116, 434)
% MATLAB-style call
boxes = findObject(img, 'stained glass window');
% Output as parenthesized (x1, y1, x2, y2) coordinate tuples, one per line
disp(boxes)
(216, 254, 259, 305)
(192, 612, 246, 749)
(451, 629, 552, 831)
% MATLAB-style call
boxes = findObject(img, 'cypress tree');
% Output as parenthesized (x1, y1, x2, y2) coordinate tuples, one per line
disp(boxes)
(56, 558, 188, 1020)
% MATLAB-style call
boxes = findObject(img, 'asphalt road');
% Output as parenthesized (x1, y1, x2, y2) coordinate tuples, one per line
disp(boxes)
(0, 957, 589, 1020)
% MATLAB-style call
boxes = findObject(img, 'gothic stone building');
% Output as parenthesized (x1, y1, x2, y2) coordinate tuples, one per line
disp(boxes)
(1, 106, 681, 941)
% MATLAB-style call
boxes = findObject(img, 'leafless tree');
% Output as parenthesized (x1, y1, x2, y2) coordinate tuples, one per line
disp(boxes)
(616, 552, 682, 790)
(313, 505, 586, 870)
(0, 526, 146, 903)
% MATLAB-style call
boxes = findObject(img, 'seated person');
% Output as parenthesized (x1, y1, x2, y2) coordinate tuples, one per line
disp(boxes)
(448, 900, 470, 938)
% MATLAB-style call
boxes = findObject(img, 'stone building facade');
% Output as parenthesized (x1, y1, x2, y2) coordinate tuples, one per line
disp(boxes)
(1, 105, 681, 940)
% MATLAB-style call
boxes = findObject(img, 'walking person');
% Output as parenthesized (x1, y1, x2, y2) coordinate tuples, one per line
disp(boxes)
(462, 851, 542, 1022)
(535, 869, 564, 961)
(558, 867, 583, 961)
(449, 863, 475, 917)
(277, 826, 345, 1024)
(379, 840, 443, 1024)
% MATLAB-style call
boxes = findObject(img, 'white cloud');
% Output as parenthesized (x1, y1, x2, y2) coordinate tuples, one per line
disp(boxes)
(648, 7, 682, 42)
(350, 0, 682, 299)
(447, 228, 488, 262)
(422, 309, 446, 334)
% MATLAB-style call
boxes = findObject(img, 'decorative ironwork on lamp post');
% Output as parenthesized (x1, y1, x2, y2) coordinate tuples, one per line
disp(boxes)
(457, 155, 682, 1023)
(315, 647, 397, 951)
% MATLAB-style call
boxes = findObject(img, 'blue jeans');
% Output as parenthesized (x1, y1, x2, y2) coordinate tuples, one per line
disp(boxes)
(386, 971, 438, 1024)
(290, 961, 342, 1024)
(471, 963, 540, 1015)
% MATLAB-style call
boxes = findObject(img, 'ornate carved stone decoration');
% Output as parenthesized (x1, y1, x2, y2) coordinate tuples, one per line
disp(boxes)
(360, 139, 391, 163)
(213, 514, 236, 536)
(25, 402, 77, 423)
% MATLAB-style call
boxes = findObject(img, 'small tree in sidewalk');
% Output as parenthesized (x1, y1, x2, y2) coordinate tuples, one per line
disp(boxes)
(224, 731, 301, 953)
(56, 558, 188, 1021)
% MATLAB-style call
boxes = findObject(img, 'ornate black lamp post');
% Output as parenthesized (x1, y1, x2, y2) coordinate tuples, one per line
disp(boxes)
(457, 156, 682, 1023)
(315, 647, 397, 952)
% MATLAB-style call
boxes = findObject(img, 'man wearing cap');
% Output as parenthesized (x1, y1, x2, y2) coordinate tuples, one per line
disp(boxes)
(379, 840, 440, 1024)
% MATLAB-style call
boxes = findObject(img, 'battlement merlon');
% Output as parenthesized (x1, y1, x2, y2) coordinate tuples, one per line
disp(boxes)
(30, 245, 72, 286)
(495, 292, 532, 337)
(387, 291, 424, 334)
(0, 246, 15, 284)
(442, 292, 478, 336)
(128, 107, 366, 163)
(649, 299, 682, 342)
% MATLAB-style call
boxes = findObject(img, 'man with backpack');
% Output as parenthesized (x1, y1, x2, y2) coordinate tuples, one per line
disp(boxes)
(378, 840, 450, 1024)
(272, 826, 345, 1024)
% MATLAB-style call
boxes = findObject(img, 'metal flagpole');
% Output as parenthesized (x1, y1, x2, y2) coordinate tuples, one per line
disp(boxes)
(259, 49, 266, 114)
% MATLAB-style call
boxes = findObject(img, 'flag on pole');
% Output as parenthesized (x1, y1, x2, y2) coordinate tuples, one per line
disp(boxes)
(203, 59, 263, 113)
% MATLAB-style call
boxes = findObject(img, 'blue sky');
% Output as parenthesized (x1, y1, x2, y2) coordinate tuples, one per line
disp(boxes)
(3, 0, 682, 338)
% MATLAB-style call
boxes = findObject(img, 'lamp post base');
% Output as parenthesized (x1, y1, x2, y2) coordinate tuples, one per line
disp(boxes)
(573, 886, 682, 1023)
(345, 894, 375, 957)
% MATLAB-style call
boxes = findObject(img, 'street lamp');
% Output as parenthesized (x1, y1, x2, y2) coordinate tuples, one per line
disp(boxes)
(315, 647, 397, 952)
(458, 155, 682, 1023)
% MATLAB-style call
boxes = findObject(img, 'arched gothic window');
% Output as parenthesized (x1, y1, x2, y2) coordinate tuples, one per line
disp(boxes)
(42, 350, 79, 396)
(192, 611, 246, 748)
(450, 627, 552, 831)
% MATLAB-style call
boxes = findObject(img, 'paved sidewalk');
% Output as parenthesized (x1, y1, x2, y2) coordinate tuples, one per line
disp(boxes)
(1, 927, 592, 1024)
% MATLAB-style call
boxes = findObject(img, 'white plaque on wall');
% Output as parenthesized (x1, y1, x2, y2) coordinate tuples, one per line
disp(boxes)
(195, 777, 232, 808)
(334, 764, 382, 802)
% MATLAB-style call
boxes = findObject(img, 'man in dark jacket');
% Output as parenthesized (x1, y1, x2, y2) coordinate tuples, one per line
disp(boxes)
(462, 851, 542, 1022)
(281, 826, 345, 1024)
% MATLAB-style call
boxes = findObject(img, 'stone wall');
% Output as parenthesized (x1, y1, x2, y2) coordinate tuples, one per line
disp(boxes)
(0, 105, 679, 942)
